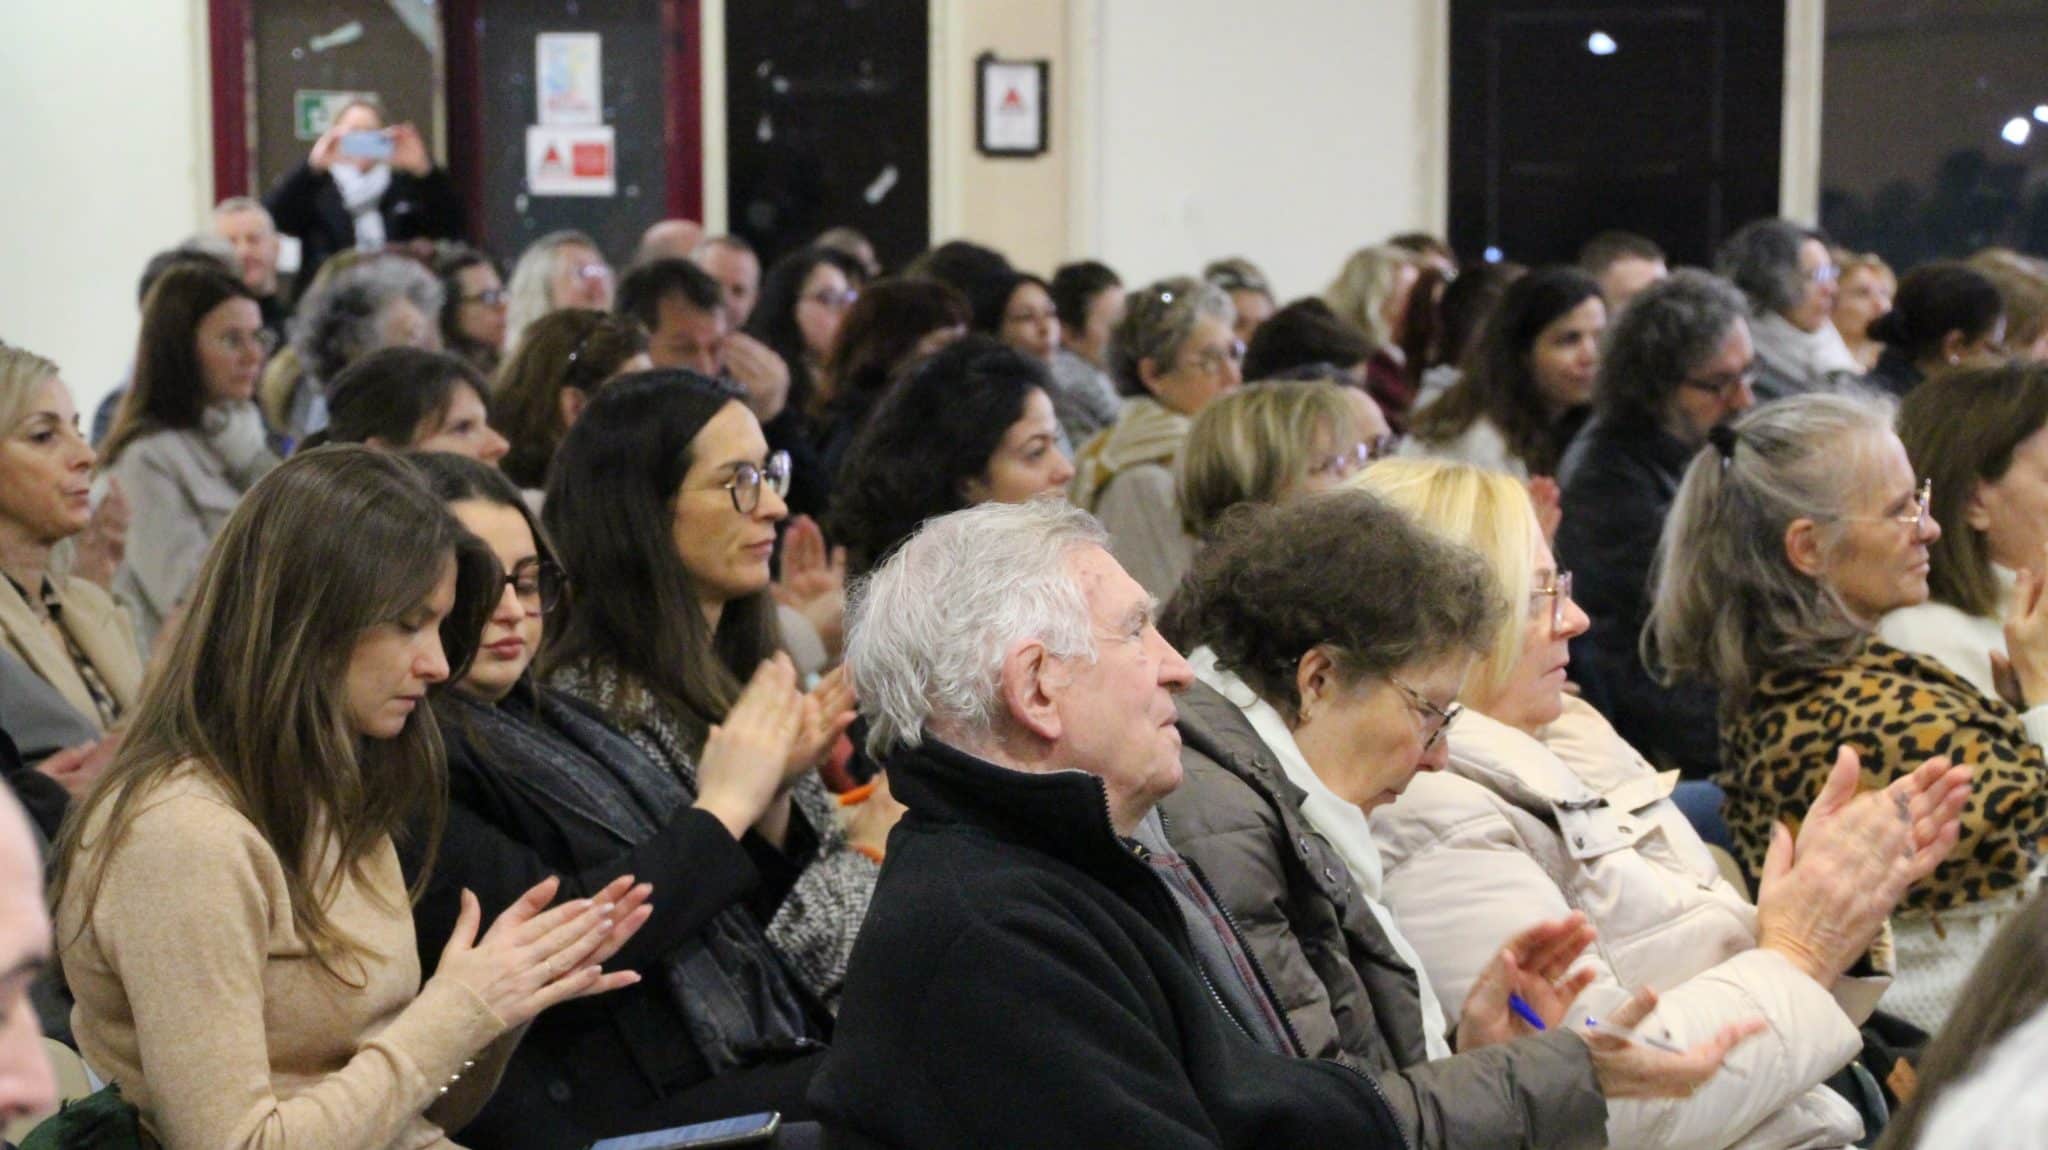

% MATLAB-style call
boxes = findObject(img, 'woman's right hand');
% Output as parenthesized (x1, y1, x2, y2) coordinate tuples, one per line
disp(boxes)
(1584, 986, 1766, 1100)
(431, 875, 651, 1030)
(694, 655, 805, 838)
(308, 124, 345, 173)
(1752, 747, 1970, 988)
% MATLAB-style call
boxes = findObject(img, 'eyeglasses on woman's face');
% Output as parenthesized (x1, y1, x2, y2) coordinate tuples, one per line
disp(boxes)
(802, 287, 860, 312)
(1183, 338, 1247, 378)
(1389, 674, 1462, 753)
(208, 328, 279, 357)
(723, 450, 793, 514)
(504, 557, 565, 615)
(1307, 435, 1399, 481)
(1532, 569, 1574, 632)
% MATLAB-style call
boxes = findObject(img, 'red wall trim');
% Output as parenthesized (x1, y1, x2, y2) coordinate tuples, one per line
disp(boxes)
(207, 0, 253, 201)
(442, 0, 490, 251)
(664, 0, 704, 222)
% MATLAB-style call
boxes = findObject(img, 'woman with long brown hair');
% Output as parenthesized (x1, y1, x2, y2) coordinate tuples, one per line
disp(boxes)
(491, 309, 649, 496)
(53, 447, 651, 1149)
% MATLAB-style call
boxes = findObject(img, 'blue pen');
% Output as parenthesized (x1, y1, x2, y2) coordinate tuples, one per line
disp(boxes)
(1507, 994, 1547, 1031)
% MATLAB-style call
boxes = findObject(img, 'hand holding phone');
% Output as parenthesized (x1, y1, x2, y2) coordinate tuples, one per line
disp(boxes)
(338, 130, 395, 162)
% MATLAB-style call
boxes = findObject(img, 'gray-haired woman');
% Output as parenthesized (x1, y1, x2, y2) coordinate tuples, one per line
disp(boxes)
(1649, 391, 2048, 1031)
(275, 254, 445, 444)
(1714, 219, 1863, 400)
(1070, 276, 1239, 598)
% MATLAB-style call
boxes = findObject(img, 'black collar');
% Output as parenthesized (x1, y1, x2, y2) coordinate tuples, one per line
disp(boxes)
(884, 734, 1137, 874)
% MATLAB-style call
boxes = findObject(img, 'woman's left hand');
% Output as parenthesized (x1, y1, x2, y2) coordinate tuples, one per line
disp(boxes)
(774, 516, 849, 658)
(1456, 912, 1599, 1051)
(786, 664, 857, 781)
(70, 479, 130, 591)
(388, 123, 433, 177)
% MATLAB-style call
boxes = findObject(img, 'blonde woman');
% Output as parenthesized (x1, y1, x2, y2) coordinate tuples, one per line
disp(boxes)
(1324, 245, 1424, 425)
(0, 347, 143, 830)
(1070, 276, 1239, 598)
(1967, 248, 2048, 362)
(503, 231, 614, 354)
(1176, 380, 1381, 538)
(1831, 251, 1895, 373)
(54, 448, 652, 1149)
(1359, 457, 1969, 1150)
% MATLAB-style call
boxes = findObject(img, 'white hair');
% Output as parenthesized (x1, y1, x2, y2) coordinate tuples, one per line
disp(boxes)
(504, 230, 601, 352)
(845, 498, 1105, 759)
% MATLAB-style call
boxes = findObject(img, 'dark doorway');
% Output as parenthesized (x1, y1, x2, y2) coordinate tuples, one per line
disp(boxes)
(724, 0, 929, 272)
(1449, 0, 1786, 267)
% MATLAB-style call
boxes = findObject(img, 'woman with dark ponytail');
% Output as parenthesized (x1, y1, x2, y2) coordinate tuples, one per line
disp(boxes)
(1865, 263, 2005, 397)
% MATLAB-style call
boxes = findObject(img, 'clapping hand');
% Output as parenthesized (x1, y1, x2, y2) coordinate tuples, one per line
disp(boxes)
(1457, 912, 1599, 1051)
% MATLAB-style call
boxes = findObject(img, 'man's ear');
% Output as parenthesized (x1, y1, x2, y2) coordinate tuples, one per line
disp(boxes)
(999, 638, 1064, 744)
(1784, 517, 1828, 578)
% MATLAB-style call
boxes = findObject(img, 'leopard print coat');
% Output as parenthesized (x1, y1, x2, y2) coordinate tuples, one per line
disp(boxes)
(1720, 640, 2048, 913)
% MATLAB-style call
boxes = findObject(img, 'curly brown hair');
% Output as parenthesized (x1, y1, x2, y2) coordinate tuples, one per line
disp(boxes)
(1161, 488, 1503, 713)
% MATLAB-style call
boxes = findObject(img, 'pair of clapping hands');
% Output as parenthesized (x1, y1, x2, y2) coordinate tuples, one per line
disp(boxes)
(1457, 748, 1971, 1101)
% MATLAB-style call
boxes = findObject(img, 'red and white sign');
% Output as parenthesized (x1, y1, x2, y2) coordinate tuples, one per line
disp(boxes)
(526, 125, 616, 197)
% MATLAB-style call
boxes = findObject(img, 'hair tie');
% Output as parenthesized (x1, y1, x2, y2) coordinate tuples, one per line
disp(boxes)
(1707, 424, 1739, 470)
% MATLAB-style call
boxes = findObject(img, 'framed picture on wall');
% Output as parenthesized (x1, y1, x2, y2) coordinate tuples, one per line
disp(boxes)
(977, 53, 1049, 157)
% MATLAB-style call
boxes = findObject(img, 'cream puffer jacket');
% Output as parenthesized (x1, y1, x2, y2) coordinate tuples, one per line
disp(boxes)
(1371, 696, 1886, 1150)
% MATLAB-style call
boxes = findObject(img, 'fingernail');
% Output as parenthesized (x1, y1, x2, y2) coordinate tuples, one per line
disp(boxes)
(597, 902, 615, 915)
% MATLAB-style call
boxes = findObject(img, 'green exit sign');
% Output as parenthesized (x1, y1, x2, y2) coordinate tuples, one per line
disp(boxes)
(293, 90, 375, 140)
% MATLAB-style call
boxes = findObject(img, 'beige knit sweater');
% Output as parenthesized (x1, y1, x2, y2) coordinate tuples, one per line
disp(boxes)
(58, 768, 517, 1149)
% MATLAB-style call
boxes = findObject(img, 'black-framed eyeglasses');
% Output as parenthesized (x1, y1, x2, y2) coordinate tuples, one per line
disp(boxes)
(723, 451, 793, 514)
(1533, 569, 1574, 632)
(1680, 363, 1759, 399)
(506, 557, 565, 614)
(1389, 675, 1463, 753)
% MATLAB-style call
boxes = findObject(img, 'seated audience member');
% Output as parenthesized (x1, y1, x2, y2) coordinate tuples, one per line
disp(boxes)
(1389, 231, 1460, 278)
(811, 498, 1750, 1148)
(1863, 262, 2006, 397)
(1875, 891, 2048, 1149)
(634, 218, 706, 267)
(811, 279, 970, 482)
(91, 242, 240, 447)
(208, 198, 289, 343)
(901, 239, 1012, 302)
(617, 257, 730, 377)
(1241, 298, 1377, 390)
(402, 453, 839, 1148)
(1881, 363, 2048, 696)
(979, 271, 1060, 366)
(1176, 380, 1369, 539)
(681, 236, 792, 431)
(745, 247, 866, 520)
(1402, 267, 1605, 480)
(263, 98, 462, 295)
(1324, 245, 1425, 423)
(0, 347, 143, 815)
(1831, 251, 1896, 373)
(102, 264, 279, 650)
(1576, 231, 1668, 314)
(304, 347, 508, 464)
(1967, 248, 2048, 361)
(829, 336, 1073, 577)
(814, 226, 883, 279)
(1716, 219, 1862, 399)
(272, 253, 444, 444)
(1072, 276, 1240, 598)
(54, 447, 649, 1149)
(1359, 458, 1967, 1150)
(1046, 260, 1126, 446)
(494, 309, 650, 497)
(693, 234, 766, 327)
(1649, 392, 2048, 1031)
(1204, 257, 1278, 345)
(505, 230, 615, 353)
(0, 781, 57, 1123)
(1557, 271, 1753, 783)
(1426, 262, 1528, 399)
(542, 372, 880, 1004)
(433, 243, 508, 376)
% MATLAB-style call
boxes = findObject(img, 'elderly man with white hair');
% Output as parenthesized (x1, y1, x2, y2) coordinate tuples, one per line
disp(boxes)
(808, 498, 1754, 1150)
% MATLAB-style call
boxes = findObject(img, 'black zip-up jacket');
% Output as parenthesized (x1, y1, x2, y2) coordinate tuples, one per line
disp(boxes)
(808, 734, 1409, 1148)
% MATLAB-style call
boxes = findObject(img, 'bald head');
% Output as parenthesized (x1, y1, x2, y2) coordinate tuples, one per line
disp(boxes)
(0, 786, 54, 1125)
(636, 219, 707, 268)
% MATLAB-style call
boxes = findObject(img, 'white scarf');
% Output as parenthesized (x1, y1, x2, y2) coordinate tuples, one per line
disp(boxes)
(1188, 646, 1453, 1058)
(329, 162, 391, 250)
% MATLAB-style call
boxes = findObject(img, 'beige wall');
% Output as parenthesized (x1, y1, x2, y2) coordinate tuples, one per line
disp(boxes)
(0, 0, 213, 421)
(932, 0, 1072, 275)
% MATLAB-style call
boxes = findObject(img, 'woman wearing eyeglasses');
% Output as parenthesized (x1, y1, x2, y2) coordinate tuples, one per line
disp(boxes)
(504, 231, 615, 355)
(1651, 392, 2048, 1034)
(396, 452, 831, 1148)
(1177, 380, 1387, 541)
(541, 372, 876, 1017)
(1071, 276, 1241, 599)
(101, 263, 280, 650)
(1715, 219, 1863, 401)
(1362, 457, 1969, 1150)
(433, 243, 509, 376)
(745, 247, 867, 521)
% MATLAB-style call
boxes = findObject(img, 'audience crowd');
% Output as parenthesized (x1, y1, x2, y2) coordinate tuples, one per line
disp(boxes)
(3, 131, 2047, 1147)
